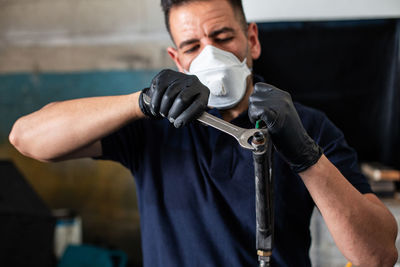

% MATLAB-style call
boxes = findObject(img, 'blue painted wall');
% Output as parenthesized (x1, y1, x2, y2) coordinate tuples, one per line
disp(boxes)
(0, 70, 161, 142)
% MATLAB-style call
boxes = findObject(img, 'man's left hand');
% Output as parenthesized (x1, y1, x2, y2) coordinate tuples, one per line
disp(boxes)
(248, 82, 322, 173)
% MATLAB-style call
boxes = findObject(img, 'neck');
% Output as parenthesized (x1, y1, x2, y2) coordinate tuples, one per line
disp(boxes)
(220, 76, 253, 122)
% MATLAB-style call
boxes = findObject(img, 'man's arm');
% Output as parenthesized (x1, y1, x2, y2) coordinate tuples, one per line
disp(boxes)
(301, 155, 398, 267)
(248, 83, 398, 267)
(9, 92, 144, 162)
(9, 69, 210, 162)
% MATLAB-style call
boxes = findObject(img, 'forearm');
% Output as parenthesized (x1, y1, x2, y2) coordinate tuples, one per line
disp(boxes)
(300, 155, 398, 266)
(9, 91, 144, 161)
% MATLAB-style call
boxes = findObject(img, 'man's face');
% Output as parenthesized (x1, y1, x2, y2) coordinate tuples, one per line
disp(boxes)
(167, 0, 261, 72)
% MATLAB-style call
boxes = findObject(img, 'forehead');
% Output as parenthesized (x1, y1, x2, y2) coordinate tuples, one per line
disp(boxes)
(169, 0, 241, 44)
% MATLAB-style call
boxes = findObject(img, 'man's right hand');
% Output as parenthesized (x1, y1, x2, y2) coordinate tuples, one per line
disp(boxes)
(139, 69, 210, 128)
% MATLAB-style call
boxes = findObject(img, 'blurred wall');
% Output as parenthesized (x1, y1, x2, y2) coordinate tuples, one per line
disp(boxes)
(0, 0, 174, 266)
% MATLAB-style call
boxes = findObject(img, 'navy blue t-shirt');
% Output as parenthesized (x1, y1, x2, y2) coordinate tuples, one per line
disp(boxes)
(98, 103, 372, 267)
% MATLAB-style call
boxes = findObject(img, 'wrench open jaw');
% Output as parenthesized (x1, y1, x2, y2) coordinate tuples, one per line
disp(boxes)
(197, 112, 261, 150)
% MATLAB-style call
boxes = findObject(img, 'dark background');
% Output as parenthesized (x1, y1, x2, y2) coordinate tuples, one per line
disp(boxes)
(254, 19, 400, 169)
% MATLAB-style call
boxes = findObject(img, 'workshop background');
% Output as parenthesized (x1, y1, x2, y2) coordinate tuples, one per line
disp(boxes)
(0, 0, 400, 266)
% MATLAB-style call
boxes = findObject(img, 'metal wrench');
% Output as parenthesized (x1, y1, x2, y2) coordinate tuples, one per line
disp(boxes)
(197, 113, 261, 150)
(142, 93, 260, 150)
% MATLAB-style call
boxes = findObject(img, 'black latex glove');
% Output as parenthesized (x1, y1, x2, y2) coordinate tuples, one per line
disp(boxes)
(139, 69, 210, 128)
(248, 83, 323, 173)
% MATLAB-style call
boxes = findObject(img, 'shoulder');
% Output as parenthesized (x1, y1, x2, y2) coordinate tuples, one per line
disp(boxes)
(294, 102, 345, 147)
(294, 102, 327, 122)
(294, 102, 332, 133)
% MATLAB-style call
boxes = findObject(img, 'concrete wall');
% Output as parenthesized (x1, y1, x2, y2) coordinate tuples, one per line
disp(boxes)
(0, 0, 172, 73)
(0, 0, 167, 46)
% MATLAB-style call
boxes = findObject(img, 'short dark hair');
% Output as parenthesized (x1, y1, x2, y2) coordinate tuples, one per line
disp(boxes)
(161, 0, 247, 37)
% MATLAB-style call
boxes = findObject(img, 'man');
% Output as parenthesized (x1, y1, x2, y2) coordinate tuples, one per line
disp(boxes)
(9, 0, 398, 266)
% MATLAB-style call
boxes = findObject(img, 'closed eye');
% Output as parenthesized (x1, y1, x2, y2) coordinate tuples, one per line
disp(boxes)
(184, 44, 200, 54)
(215, 36, 234, 44)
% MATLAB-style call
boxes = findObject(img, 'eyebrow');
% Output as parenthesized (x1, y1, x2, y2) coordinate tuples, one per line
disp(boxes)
(178, 27, 235, 50)
(179, 38, 199, 50)
(208, 27, 235, 39)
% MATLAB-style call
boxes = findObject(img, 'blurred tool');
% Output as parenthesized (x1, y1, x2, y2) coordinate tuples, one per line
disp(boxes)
(252, 129, 274, 267)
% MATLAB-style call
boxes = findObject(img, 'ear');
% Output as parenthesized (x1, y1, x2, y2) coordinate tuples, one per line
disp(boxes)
(167, 46, 185, 72)
(247, 23, 261, 60)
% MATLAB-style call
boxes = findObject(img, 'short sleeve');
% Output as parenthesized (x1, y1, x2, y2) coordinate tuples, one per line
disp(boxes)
(94, 119, 146, 173)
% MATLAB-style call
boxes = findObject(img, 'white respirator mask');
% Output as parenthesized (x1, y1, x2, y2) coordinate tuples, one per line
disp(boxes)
(185, 45, 251, 109)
